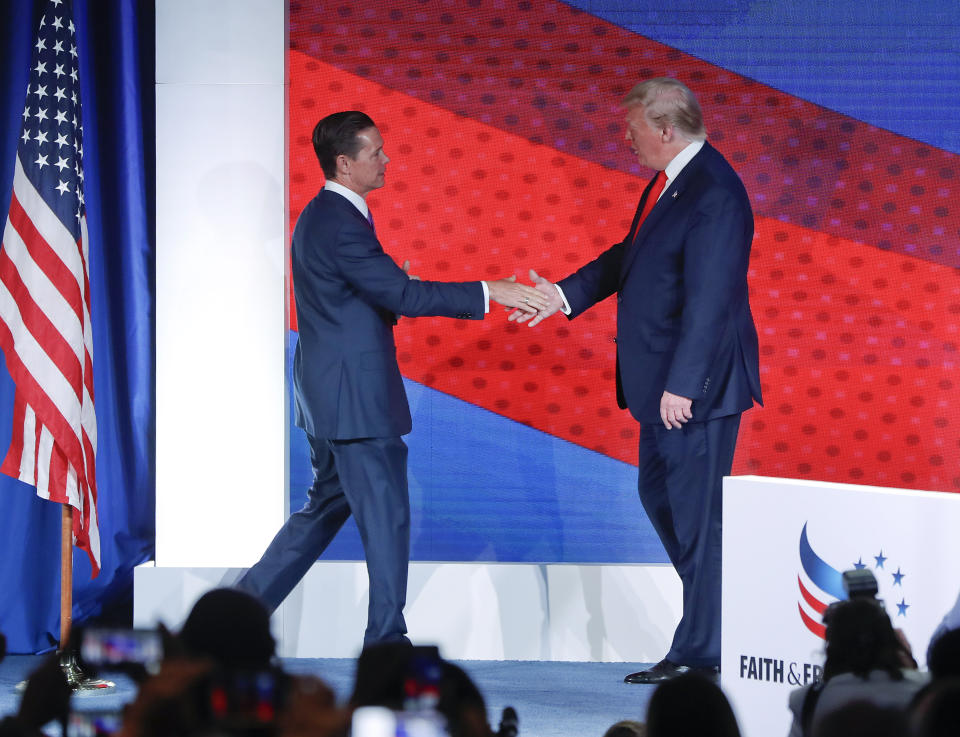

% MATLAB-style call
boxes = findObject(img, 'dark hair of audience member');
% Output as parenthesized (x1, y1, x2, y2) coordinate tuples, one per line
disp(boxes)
(603, 719, 646, 737)
(910, 678, 960, 737)
(927, 627, 960, 680)
(821, 598, 904, 682)
(178, 587, 276, 669)
(644, 673, 740, 737)
(811, 700, 907, 737)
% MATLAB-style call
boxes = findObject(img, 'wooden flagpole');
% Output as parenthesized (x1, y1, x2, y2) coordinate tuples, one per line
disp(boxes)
(60, 505, 73, 649)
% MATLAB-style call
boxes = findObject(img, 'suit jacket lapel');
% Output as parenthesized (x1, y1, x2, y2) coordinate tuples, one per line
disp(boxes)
(619, 144, 710, 284)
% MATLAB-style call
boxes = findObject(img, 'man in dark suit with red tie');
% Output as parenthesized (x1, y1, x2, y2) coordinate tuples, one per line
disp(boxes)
(518, 78, 762, 681)
(236, 111, 548, 646)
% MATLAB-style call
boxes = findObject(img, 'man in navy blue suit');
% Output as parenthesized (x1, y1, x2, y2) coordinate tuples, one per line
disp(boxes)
(236, 111, 549, 646)
(518, 78, 762, 681)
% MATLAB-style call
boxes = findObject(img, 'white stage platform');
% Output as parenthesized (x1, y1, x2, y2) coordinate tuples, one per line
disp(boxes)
(134, 561, 682, 662)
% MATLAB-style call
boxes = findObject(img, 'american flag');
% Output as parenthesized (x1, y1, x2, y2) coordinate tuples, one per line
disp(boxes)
(0, 0, 99, 576)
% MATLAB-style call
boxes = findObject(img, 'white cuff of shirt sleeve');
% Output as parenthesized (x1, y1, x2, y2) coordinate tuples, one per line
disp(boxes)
(481, 280, 490, 314)
(554, 283, 572, 315)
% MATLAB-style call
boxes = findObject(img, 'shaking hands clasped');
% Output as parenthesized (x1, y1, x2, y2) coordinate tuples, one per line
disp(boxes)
(401, 259, 548, 316)
(506, 269, 564, 326)
(485, 274, 552, 316)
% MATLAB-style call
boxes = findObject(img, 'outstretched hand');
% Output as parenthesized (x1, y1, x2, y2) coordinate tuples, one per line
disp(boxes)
(508, 269, 564, 326)
(486, 274, 551, 315)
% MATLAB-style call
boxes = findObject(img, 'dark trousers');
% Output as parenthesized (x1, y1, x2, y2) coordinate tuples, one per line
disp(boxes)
(236, 434, 410, 645)
(637, 413, 741, 667)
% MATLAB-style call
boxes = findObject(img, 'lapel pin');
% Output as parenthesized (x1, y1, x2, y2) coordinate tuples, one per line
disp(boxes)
(671, 190, 678, 198)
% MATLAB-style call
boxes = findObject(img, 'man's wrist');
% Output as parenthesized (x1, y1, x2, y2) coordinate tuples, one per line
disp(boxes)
(554, 283, 572, 315)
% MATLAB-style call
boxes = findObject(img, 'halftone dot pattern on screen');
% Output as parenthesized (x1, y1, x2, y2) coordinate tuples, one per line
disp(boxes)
(289, 53, 960, 494)
(290, 0, 960, 270)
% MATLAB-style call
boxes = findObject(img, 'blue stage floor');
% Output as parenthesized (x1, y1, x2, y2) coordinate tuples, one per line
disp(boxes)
(1, 655, 656, 737)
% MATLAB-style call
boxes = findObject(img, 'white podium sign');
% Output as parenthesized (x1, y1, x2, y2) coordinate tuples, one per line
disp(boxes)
(721, 476, 960, 737)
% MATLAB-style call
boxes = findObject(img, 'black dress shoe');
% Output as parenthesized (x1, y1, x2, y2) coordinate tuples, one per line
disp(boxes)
(624, 659, 688, 684)
(624, 660, 720, 684)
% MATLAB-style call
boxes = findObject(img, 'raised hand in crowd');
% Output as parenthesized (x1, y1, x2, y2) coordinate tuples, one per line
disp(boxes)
(9, 653, 71, 737)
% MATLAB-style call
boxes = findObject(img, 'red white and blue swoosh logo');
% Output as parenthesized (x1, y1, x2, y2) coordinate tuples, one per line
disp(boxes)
(797, 522, 912, 640)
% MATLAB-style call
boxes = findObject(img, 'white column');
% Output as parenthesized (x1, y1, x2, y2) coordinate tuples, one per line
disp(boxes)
(155, 1, 287, 566)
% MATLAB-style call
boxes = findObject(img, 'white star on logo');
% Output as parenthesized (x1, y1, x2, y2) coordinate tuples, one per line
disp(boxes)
(53, 16, 64, 30)
(34, 107, 48, 122)
(34, 61, 47, 76)
(53, 40, 64, 55)
(35, 153, 49, 170)
(34, 37, 46, 52)
(22, 105, 30, 120)
(34, 84, 48, 99)
(55, 132, 70, 148)
(54, 87, 66, 102)
(54, 64, 65, 78)
(71, 91, 77, 105)
(21, 129, 31, 144)
(69, 68, 78, 82)
(55, 155, 70, 172)
(68, 20, 75, 34)
(52, 0, 63, 6)
(54, 109, 68, 125)
(56, 180, 70, 196)
(70, 44, 77, 59)
(35, 130, 49, 145)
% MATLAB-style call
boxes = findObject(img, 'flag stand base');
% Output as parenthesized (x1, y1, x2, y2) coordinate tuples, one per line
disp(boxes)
(13, 652, 115, 694)
(59, 651, 115, 692)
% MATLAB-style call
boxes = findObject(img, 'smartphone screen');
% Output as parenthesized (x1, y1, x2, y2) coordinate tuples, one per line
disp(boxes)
(79, 628, 163, 671)
(206, 669, 285, 727)
(351, 706, 448, 737)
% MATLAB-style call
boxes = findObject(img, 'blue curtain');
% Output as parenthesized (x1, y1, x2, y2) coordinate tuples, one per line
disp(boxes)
(0, 0, 155, 653)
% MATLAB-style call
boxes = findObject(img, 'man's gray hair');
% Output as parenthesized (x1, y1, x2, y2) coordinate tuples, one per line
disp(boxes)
(622, 77, 707, 142)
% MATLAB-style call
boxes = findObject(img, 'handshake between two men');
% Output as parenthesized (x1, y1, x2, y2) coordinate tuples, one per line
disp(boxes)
(404, 258, 561, 326)
(483, 269, 564, 327)
(243, 81, 762, 666)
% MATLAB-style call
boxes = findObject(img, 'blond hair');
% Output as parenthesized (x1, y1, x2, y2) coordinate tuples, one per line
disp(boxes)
(622, 77, 706, 142)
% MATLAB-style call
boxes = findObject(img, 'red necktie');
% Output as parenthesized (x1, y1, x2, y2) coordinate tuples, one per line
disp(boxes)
(636, 170, 667, 229)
